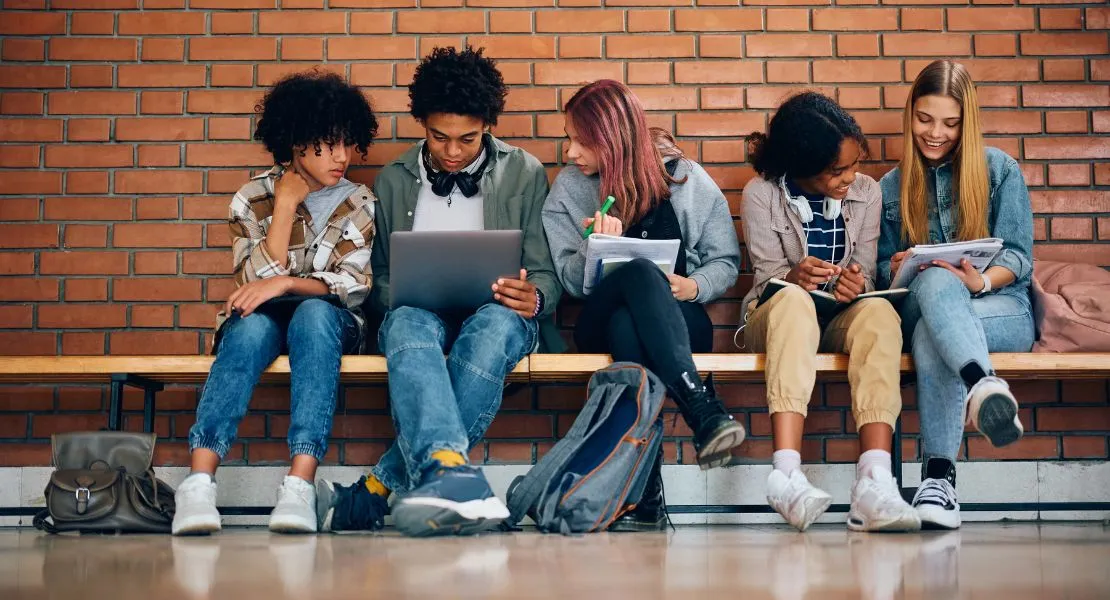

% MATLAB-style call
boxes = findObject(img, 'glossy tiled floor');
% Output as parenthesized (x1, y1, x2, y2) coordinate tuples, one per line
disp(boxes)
(2, 523, 1109, 599)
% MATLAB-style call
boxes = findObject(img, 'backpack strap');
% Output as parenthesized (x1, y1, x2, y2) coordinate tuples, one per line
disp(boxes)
(505, 377, 629, 526)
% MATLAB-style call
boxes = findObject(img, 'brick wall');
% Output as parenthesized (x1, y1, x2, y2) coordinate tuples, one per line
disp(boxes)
(0, 1, 1107, 467)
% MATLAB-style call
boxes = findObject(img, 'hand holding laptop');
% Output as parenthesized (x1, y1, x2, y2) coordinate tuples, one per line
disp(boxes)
(492, 269, 539, 319)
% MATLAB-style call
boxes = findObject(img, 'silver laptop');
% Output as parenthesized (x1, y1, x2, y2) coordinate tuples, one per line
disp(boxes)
(389, 230, 524, 312)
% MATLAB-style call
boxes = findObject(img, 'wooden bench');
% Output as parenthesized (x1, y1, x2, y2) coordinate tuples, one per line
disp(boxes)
(1, 352, 1105, 428)
(0, 352, 1106, 494)
(530, 353, 1110, 382)
(0, 355, 531, 432)
(2, 352, 1105, 516)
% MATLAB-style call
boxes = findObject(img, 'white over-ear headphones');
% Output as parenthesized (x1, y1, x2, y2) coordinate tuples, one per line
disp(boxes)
(778, 175, 842, 224)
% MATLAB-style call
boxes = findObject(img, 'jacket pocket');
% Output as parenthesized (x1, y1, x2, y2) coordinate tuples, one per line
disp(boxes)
(769, 217, 803, 259)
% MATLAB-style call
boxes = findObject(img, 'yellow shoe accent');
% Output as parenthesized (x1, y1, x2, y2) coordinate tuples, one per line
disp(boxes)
(430, 450, 466, 468)
(364, 474, 389, 498)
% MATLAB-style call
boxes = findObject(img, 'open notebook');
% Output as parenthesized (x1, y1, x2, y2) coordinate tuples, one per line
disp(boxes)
(757, 278, 909, 320)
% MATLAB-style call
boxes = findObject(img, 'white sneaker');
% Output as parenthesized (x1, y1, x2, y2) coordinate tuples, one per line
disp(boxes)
(269, 475, 318, 534)
(172, 473, 221, 536)
(912, 477, 961, 530)
(848, 468, 921, 532)
(966, 376, 1023, 447)
(766, 469, 832, 531)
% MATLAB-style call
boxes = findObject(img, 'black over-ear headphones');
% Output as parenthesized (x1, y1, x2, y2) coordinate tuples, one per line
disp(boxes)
(422, 136, 492, 198)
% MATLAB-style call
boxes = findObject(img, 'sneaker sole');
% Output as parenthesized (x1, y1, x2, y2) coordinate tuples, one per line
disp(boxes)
(847, 509, 921, 533)
(917, 504, 962, 530)
(315, 480, 336, 533)
(977, 393, 1022, 447)
(392, 496, 509, 538)
(268, 513, 317, 534)
(172, 513, 221, 536)
(608, 516, 668, 532)
(697, 422, 747, 470)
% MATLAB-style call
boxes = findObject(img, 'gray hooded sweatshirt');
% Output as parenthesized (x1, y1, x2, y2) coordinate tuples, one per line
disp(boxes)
(542, 158, 740, 303)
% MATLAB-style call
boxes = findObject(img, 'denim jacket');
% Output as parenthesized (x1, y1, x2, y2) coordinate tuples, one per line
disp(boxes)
(877, 147, 1034, 301)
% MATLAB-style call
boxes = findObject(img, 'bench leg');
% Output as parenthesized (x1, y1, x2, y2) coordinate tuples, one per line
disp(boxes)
(109, 377, 124, 431)
(892, 414, 903, 488)
(109, 374, 164, 433)
(143, 385, 159, 434)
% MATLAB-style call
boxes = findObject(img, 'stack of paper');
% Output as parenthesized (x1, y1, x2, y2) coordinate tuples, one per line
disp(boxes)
(890, 238, 1004, 289)
(582, 234, 681, 295)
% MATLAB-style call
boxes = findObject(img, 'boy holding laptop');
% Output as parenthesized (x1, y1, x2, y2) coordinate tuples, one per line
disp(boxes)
(316, 46, 561, 537)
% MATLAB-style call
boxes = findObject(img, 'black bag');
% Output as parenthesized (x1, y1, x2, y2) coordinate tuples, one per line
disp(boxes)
(33, 432, 175, 534)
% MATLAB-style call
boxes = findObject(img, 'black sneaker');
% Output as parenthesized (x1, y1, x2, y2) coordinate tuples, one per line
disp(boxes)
(670, 373, 746, 470)
(911, 458, 961, 530)
(316, 476, 389, 533)
(392, 464, 509, 538)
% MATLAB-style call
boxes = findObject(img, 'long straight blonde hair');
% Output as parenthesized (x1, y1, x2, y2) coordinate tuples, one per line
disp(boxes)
(900, 60, 990, 245)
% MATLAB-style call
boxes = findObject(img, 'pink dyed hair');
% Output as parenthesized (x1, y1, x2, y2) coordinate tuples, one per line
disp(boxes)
(564, 79, 680, 226)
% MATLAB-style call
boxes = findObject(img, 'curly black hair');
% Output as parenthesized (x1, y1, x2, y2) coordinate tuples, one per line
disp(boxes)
(409, 46, 507, 126)
(254, 70, 378, 164)
(747, 91, 869, 181)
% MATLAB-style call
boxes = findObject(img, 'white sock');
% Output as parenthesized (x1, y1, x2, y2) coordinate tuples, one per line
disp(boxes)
(772, 449, 801, 475)
(186, 472, 214, 484)
(857, 449, 892, 480)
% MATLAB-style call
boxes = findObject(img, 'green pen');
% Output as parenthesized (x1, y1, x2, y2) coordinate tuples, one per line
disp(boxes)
(582, 196, 616, 239)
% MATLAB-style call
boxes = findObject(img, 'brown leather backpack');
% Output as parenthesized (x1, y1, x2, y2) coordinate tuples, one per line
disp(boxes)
(33, 432, 175, 534)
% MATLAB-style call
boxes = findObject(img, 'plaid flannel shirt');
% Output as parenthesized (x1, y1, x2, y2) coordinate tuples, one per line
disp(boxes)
(221, 165, 376, 329)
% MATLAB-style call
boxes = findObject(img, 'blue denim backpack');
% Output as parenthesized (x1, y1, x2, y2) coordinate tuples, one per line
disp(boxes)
(505, 362, 666, 534)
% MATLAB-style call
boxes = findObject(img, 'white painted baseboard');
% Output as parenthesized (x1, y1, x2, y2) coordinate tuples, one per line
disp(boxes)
(3, 461, 1108, 527)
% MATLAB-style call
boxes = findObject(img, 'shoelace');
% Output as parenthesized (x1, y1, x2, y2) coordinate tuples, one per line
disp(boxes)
(683, 389, 728, 431)
(178, 478, 214, 505)
(864, 472, 910, 511)
(913, 478, 956, 508)
(278, 479, 314, 506)
(335, 478, 388, 530)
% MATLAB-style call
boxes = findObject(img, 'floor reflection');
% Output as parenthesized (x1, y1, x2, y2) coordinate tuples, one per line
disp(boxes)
(0, 523, 1107, 599)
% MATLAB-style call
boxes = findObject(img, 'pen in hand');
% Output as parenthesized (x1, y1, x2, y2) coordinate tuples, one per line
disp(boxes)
(582, 196, 616, 239)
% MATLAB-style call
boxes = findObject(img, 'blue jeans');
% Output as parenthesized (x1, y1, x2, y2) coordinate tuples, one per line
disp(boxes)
(371, 303, 538, 493)
(189, 297, 361, 462)
(902, 268, 1034, 463)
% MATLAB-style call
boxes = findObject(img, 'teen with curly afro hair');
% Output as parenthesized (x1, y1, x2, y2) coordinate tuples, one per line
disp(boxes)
(408, 45, 507, 127)
(315, 47, 564, 538)
(740, 91, 918, 534)
(172, 70, 377, 537)
(255, 70, 379, 165)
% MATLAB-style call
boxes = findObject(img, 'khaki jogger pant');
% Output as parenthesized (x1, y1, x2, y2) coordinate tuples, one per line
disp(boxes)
(743, 285, 903, 429)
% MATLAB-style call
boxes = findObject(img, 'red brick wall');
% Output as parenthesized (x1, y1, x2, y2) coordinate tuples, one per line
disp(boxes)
(0, 1, 1107, 466)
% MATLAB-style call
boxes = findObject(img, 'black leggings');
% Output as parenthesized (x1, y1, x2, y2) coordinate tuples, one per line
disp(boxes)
(574, 258, 713, 385)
